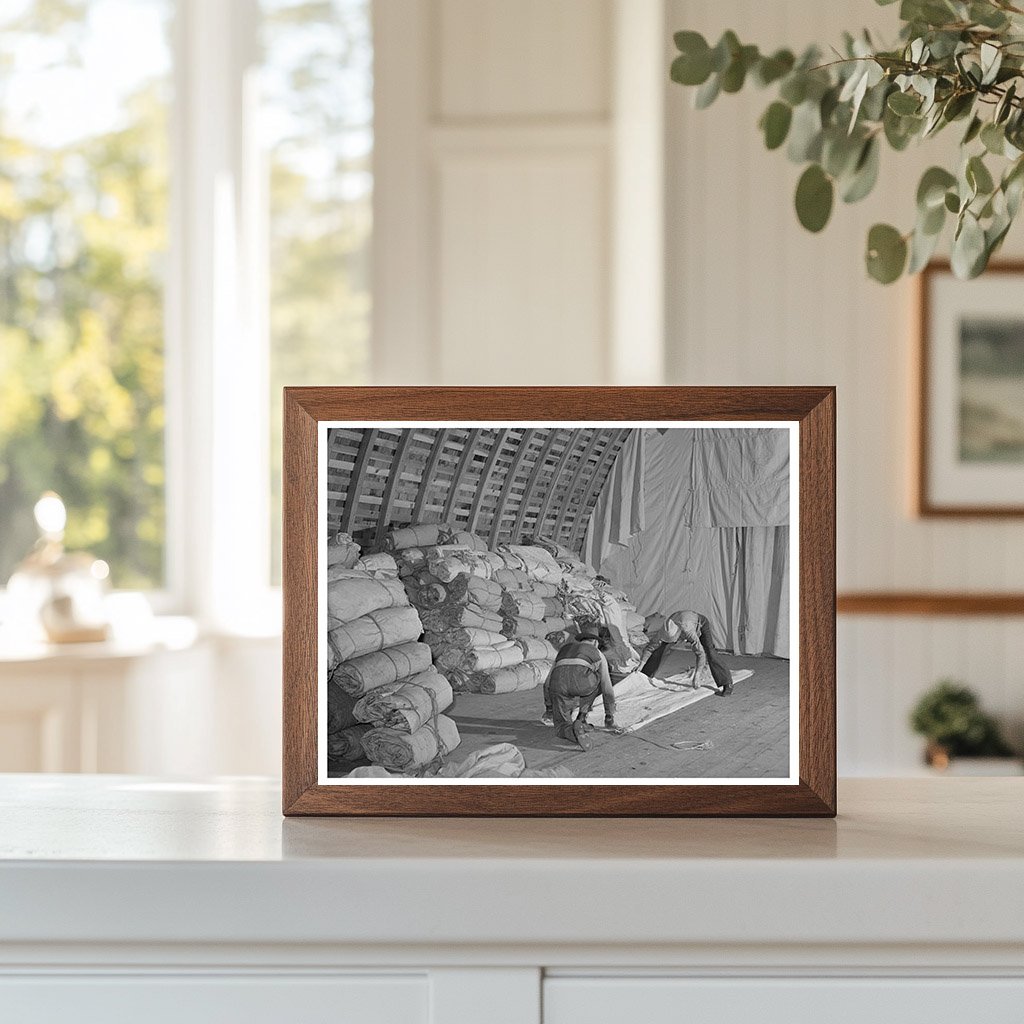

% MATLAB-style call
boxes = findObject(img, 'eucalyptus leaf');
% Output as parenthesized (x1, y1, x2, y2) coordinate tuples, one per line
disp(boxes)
(908, 221, 943, 273)
(967, 154, 995, 195)
(970, 2, 1009, 29)
(951, 211, 987, 278)
(760, 101, 793, 150)
(787, 100, 824, 162)
(962, 115, 983, 145)
(710, 31, 740, 73)
(795, 164, 834, 232)
(980, 42, 1002, 86)
(694, 73, 721, 109)
(842, 137, 881, 203)
(917, 166, 957, 210)
(754, 49, 795, 87)
(866, 223, 908, 283)
(721, 45, 759, 93)
(981, 121, 1005, 155)
(779, 74, 807, 106)
(672, 31, 713, 85)
(888, 90, 921, 115)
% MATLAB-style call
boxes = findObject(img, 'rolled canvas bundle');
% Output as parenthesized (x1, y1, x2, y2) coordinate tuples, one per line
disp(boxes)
(355, 552, 399, 578)
(424, 627, 508, 649)
(383, 521, 454, 552)
(531, 581, 561, 599)
(502, 544, 563, 582)
(328, 605, 423, 663)
(434, 641, 524, 673)
(466, 575, 504, 610)
(492, 567, 530, 591)
(353, 667, 453, 733)
(327, 576, 409, 626)
(542, 596, 564, 619)
(472, 659, 553, 694)
(361, 714, 461, 771)
(395, 547, 430, 576)
(327, 687, 359, 732)
(529, 536, 576, 561)
(502, 616, 552, 639)
(332, 641, 433, 696)
(327, 532, 360, 569)
(421, 603, 504, 634)
(327, 723, 371, 761)
(515, 636, 557, 662)
(500, 591, 546, 622)
(450, 530, 488, 552)
(427, 547, 491, 583)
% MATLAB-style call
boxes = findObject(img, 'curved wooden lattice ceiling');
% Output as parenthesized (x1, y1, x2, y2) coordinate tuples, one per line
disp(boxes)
(326, 427, 630, 555)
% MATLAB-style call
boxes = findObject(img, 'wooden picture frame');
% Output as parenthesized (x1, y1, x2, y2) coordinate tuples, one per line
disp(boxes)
(917, 261, 1024, 517)
(283, 387, 836, 817)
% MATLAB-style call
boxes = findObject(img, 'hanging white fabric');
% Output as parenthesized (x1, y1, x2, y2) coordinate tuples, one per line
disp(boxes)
(585, 428, 790, 658)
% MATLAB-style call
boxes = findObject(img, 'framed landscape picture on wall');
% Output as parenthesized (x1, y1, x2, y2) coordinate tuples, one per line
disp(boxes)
(281, 387, 836, 817)
(918, 262, 1024, 517)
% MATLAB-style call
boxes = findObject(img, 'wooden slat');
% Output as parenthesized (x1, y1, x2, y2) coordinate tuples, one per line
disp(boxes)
(544, 429, 603, 542)
(488, 428, 538, 547)
(374, 429, 414, 547)
(338, 429, 376, 534)
(467, 428, 510, 534)
(409, 429, 448, 522)
(509, 428, 563, 543)
(568, 429, 629, 550)
(837, 592, 1024, 616)
(531, 428, 582, 542)
(442, 428, 481, 521)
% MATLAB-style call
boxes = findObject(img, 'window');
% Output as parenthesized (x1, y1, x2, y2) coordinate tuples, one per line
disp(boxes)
(0, 0, 374, 615)
(261, 0, 373, 580)
(0, 0, 172, 589)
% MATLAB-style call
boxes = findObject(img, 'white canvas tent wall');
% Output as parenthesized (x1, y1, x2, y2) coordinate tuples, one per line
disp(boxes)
(584, 428, 790, 658)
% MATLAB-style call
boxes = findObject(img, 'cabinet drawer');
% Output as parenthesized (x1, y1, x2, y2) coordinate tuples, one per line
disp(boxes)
(0, 973, 428, 1024)
(544, 977, 1024, 1024)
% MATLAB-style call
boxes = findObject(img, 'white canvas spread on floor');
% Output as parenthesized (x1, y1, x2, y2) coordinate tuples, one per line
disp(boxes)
(585, 668, 755, 733)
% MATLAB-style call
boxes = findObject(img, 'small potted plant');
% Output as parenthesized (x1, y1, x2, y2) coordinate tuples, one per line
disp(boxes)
(909, 680, 1019, 773)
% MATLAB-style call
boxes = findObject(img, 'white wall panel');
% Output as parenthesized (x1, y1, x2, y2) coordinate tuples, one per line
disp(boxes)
(666, 0, 1024, 774)
(436, 151, 608, 384)
(438, 0, 610, 120)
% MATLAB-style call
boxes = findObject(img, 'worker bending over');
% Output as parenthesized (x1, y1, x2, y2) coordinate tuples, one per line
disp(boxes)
(641, 610, 733, 695)
(544, 625, 618, 751)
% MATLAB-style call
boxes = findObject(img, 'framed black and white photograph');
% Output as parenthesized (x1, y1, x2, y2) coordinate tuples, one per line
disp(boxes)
(282, 387, 835, 816)
(918, 262, 1024, 517)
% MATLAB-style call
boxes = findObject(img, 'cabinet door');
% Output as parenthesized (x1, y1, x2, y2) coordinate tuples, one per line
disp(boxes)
(544, 976, 1024, 1024)
(0, 973, 428, 1024)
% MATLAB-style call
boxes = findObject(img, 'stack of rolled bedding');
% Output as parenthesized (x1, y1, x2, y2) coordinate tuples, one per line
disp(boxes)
(352, 665, 460, 773)
(396, 536, 512, 693)
(326, 533, 461, 772)
(530, 536, 598, 580)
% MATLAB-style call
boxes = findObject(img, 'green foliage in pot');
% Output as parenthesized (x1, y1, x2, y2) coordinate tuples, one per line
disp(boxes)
(909, 679, 1015, 756)
(670, 0, 1024, 283)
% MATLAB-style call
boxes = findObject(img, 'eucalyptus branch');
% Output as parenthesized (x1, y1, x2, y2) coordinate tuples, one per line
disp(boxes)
(670, 0, 1024, 283)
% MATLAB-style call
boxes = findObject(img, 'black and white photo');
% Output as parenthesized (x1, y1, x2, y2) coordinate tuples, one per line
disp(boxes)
(318, 423, 797, 784)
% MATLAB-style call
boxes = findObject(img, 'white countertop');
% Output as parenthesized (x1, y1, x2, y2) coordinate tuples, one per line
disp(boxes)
(1, 776, 1022, 952)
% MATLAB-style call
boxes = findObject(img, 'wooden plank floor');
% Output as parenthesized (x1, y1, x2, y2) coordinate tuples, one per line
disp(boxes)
(449, 647, 792, 779)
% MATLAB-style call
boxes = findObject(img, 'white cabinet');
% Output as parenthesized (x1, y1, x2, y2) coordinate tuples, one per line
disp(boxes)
(0, 974, 428, 1024)
(544, 977, 1024, 1024)
(1, 777, 1022, 1023)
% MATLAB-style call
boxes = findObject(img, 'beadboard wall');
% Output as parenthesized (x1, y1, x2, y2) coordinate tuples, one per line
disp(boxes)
(665, 0, 1024, 772)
